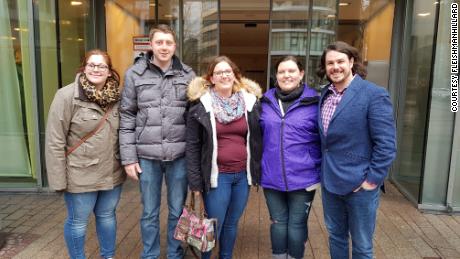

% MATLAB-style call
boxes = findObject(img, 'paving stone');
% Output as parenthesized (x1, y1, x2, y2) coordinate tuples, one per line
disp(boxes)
(0, 180, 457, 259)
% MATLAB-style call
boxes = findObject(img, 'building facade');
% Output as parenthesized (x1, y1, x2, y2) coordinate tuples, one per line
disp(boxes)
(1, 0, 459, 213)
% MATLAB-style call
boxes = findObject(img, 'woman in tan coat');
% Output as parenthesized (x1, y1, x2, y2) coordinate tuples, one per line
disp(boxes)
(45, 49, 125, 259)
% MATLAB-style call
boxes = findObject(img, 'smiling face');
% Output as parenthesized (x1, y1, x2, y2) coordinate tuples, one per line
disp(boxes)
(276, 60, 304, 93)
(150, 31, 176, 68)
(325, 50, 354, 90)
(84, 54, 111, 89)
(211, 61, 235, 97)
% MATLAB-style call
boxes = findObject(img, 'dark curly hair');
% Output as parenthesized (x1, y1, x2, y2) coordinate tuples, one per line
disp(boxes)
(316, 41, 367, 80)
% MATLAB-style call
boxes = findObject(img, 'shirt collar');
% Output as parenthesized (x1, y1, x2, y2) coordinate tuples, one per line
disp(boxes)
(327, 75, 356, 95)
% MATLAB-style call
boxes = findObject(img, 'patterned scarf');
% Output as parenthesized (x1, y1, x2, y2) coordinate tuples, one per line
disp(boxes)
(80, 74, 120, 109)
(210, 88, 245, 124)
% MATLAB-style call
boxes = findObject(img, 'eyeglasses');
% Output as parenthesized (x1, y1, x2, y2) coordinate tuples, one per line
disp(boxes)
(86, 63, 109, 71)
(213, 70, 233, 77)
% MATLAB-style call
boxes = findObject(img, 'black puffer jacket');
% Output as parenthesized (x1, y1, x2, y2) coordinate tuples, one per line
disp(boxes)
(119, 52, 195, 164)
(186, 77, 262, 192)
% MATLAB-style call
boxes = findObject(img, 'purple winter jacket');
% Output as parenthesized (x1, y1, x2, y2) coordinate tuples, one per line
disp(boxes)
(260, 85, 321, 191)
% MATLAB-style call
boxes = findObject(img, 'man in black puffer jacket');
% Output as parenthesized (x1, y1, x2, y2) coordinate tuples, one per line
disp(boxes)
(119, 24, 195, 259)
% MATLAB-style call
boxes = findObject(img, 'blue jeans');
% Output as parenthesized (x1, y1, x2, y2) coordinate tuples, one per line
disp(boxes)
(263, 188, 315, 259)
(63, 185, 122, 259)
(202, 171, 250, 259)
(321, 186, 380, 259)
(139, 157, 188, 259)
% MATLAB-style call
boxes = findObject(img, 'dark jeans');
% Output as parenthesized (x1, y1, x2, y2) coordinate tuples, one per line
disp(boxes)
(263, 188, 316, 259)
(321, 186, 380, 259)
(202, 171, 250, 259)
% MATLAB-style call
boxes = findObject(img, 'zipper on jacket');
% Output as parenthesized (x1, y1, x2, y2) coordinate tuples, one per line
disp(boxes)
(264, 96, 289, 191)
(280, 117, 289, 191)
(264, 93, 319, 192)
(277, 98, 291, 191)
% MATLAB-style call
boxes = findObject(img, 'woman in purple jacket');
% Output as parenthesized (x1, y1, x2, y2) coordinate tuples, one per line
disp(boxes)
(260, 56, 321, 259)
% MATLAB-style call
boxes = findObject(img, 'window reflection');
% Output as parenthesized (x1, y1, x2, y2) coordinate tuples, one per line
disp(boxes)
(392, 1, 437, 201)
(0, 0, 35, 179)
(58, 0, 90, 85)
(182, 0, 219, 75)
(337, 0, 394, 89)
(423, 0, 457, 206)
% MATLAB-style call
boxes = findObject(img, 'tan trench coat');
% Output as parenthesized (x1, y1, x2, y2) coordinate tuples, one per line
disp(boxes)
(45, 75, 125, 193)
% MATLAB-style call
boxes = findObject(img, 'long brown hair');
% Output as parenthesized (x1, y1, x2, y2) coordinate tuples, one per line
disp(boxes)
(77, 49, 120, 83)
(204, 56, 244, 92)
(316, 41, 367, 80)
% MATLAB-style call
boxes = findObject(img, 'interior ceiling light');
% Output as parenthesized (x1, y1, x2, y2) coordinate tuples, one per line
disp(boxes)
(149, 3, 156, 6)
(164, 14, 173, 18)
(418, 12, 431, 17)
(339, 2, 350, 6)
(327, 14, 336, 18)
(71, 1, 83, 6)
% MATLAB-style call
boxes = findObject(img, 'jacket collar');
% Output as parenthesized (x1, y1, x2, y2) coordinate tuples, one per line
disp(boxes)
(263, 83, 318, 108)
(131, 51, 184, 76)
(328, 75, 361, 120)
(188, 76, 262, 102)
(319, 74, 363, 133)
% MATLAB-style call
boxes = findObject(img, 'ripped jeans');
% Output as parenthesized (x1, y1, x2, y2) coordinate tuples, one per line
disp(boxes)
(263, 188, 316, 259)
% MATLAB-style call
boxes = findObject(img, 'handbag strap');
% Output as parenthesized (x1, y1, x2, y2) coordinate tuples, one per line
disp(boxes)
(189, 191, 206, 218)
(65, 105, 113, 157)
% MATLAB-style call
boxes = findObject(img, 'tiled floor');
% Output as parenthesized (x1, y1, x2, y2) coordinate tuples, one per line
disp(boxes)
(1, 180, 459, 259)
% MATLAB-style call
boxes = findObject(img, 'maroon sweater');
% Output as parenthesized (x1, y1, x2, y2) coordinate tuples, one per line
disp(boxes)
(216, 116, 248, 173)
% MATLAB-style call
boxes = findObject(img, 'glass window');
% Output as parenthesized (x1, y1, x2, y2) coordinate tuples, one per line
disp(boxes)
(309, 0, 336, 87)
(269, 0, 336, 89)
(58, 1, 91, 85)
(422, 0, 457, 205)
(392, 1, 437, 201)
(106, 0, 155, 84)
(269, 0, 311, 88)
(0, 0, 36, 180)
(35, 0, 59, 127)
(336, 0, 395, 89)
(159, 0, 180, 32)
(183, 0, 219, 75)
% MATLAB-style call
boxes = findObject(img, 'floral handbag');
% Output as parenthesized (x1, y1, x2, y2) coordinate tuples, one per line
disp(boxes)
(174, 192, 217, 254)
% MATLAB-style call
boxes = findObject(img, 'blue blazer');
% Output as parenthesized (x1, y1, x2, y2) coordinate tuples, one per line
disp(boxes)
(319, 75, 397, 195)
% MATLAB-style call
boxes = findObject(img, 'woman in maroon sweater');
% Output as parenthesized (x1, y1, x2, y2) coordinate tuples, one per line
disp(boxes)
(186, 56, 262, 259)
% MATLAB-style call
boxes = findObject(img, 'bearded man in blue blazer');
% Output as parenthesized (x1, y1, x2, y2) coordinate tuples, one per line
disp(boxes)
(317, 41, 397, 259)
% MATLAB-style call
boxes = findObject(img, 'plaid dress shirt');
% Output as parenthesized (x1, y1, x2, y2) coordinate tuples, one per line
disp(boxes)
(321, 85, 347, 135)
